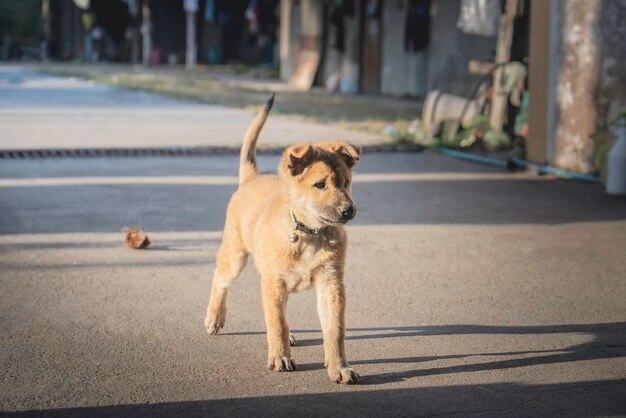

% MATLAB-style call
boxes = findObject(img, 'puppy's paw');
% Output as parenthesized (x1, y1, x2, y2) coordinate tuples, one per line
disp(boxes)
(204, 311, 225, 335)
(289, 333, 297, 346)
(328, 366, 359, 384)
(267, 356, 296, 372)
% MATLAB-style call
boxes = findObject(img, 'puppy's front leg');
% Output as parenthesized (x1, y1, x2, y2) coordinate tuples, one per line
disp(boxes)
(261, 278, 296, 372)
(316, 277, 359, 384)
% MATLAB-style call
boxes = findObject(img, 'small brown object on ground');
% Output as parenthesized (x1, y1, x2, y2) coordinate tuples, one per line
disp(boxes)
(124, 227, 150, 249)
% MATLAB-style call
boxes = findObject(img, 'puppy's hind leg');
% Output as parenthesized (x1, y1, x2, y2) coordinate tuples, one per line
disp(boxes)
(205, 228, 248, 336)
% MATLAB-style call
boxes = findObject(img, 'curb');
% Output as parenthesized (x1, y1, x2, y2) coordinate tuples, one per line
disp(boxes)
(0, 143, 424, 159)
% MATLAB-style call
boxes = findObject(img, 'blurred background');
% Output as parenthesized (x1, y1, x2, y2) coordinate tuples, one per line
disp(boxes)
(1, 0, 625, 182)
(0, 0, 626, 178)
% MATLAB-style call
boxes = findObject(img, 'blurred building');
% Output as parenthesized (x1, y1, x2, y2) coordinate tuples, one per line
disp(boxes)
(22, 0, 279, 65)
(280, 0, 525, 97)
(281, 0, 626, 174)
(1, 0, 625, 174)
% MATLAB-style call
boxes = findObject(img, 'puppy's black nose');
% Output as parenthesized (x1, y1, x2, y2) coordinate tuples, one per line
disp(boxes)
(341, 205, 356, 221)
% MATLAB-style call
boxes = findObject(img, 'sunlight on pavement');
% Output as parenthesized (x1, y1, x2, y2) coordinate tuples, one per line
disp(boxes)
(0, 172, 549, 188)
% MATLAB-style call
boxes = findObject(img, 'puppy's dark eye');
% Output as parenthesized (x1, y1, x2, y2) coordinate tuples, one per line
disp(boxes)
(314, 181, 326, 190)
(343, 178, 349, 188)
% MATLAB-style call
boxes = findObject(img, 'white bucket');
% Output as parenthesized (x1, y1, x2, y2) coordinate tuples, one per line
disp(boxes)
(606, 127, 626, 195)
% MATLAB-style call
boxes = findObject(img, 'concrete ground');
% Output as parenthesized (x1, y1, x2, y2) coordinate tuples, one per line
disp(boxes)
(1, 66, 626, 417)
(39, 63, 424, 134)
(0, 65, 386, 151)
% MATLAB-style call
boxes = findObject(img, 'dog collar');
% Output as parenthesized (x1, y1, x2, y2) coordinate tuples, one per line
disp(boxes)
(289, 210, 323, 243)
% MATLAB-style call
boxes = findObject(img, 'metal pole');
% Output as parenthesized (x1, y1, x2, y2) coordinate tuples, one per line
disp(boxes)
(41, 0, 50, 61)
(185, 10, 197, 70)
(141, 0, 151, 66)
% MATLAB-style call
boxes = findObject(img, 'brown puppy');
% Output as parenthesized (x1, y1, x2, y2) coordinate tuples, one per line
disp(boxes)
(204, 95, 360, 384)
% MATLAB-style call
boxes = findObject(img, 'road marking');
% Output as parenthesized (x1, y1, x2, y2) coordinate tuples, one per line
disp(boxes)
(0, 172, 548, 188)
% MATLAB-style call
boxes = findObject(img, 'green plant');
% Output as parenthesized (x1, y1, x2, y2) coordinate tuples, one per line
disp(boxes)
(482, 129, 511, 150)
(459, 115, 490, 148)
(612, 112, 626, 129)
(592, 130, 617, 185)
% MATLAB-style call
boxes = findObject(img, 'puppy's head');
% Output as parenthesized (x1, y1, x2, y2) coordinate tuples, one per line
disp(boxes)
(279, 141, 360, 228)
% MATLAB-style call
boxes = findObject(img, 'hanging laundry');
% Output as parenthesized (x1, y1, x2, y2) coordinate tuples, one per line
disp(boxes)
(245, 0, 259, 35)
(457, 0, 500, 37)
(405, 0, 430, 52)
(330, 1, 345, 52)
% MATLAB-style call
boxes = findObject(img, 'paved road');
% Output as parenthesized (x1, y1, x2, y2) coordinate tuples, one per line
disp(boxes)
(1, 67, 626, 417)
(0, 65, 385, 150)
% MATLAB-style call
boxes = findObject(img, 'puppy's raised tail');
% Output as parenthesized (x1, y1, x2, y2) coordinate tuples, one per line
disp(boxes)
(239, 93, 274, 187)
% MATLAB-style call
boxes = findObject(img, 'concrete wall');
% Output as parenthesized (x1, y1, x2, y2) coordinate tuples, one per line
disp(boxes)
(427, 0, 497, 96)
(280, 0, 322, 82)
(595, 1, 626, 129)
(321, 2, 360, 93)
(380, 0, 427, 97)
(280, 0, 302, 81)
(285, 0, 499, 98)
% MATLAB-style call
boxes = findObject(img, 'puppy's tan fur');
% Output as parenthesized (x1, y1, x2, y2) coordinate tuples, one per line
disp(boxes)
(204, 95, 360, 384)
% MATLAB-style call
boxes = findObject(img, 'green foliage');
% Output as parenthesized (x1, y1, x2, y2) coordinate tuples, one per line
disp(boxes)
(459, 115, 490, 148)
(613, 111, 626, 129)
(434, 116, 511, 150)
(592, 111, 626, 185)
(592, 130, 617, 185)
(0, 0, 42, 39)
(482, 129, 511, 150)
(383, 120, 418, 144)
(385, 114, 512, 151)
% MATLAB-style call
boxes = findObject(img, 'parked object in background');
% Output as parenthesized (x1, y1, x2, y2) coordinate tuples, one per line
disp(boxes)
(606, 113, 626, 195)
(421, 90, 479, 139)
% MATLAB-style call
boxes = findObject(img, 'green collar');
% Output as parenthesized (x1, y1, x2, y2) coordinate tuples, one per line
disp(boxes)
(289, 210, 323, 235)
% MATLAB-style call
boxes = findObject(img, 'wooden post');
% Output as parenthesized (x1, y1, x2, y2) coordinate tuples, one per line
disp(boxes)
(490, 0, 519, 131)
(128, 0, 140, 64)
(141, 0, 152, 66)
(41, 0, 50, 61)
(527, 0, 553, 164)
(279, 0, 293, 81)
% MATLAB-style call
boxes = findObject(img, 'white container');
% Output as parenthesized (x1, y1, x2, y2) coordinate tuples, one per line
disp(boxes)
(606, 127, 626, 195)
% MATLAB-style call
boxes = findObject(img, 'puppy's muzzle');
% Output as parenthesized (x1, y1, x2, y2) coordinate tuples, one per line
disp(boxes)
(340, 205, 357, 222)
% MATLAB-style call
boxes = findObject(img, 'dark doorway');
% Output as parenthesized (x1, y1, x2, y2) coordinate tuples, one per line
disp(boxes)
(360, 0, 382, 94)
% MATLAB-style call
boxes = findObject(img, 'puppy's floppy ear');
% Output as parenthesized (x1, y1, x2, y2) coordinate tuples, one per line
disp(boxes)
(338, 143, 360, 168)
(284, 144, 316, 176)
(317, 141, 360, 168)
